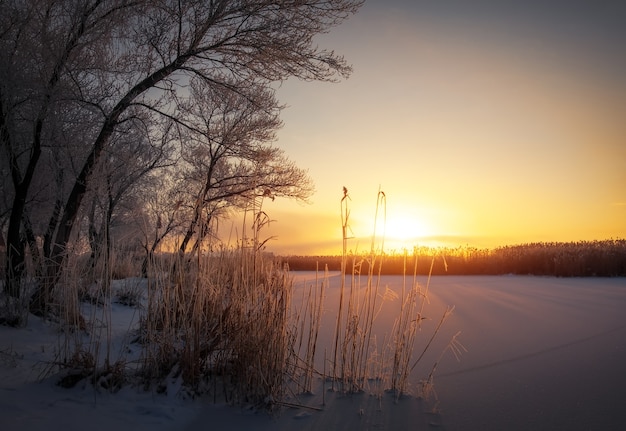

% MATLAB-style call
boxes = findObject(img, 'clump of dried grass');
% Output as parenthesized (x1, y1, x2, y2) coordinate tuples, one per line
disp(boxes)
(139, 246, 295, 407)
(314, 187, 462, 400)
(291, 264, 327, 394)
(114, 280, 144, 307)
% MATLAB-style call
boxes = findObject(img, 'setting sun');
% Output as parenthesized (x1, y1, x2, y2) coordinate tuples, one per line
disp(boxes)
(379, 214, 429, 245)
(348, 200, 439, 252)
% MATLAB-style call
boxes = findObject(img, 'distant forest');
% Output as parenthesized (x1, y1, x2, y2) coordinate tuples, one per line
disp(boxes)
(279, 239, 626, 277)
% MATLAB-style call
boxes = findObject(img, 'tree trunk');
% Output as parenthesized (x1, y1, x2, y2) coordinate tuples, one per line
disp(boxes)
(5, 204, 26, 298)
(2, 90, 42, 298)
(4, 160, 40, 298)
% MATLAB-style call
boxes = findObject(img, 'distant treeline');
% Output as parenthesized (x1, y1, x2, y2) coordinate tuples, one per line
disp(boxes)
(280, 239, 626, 277)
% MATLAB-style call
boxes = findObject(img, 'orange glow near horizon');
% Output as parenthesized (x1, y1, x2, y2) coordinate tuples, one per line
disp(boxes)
(217, 4, 626, 256)
(215, 191, 625, 257)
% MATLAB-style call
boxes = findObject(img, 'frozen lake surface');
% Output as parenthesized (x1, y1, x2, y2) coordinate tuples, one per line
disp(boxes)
(290, 273, 626, 430)
(428, 276, 626, 430)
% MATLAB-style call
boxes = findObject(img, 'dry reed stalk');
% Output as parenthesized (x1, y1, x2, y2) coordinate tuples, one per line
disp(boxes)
(299, 264, 326, 393)
(331, 187, 350, 390)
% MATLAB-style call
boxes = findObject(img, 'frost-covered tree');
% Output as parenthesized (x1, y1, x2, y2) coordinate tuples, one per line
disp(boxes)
(83, 116, 176, 279)
(173, 77, 313, 255)
(0, 0, 363, 309)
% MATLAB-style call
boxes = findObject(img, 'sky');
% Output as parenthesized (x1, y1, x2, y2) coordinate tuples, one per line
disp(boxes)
(241, 0, 626, 255)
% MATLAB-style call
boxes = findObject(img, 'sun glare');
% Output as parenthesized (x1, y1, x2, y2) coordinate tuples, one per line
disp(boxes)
(377, 214, 430, 247)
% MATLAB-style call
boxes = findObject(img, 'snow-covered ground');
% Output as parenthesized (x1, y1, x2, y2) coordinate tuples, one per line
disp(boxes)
(2, 274, 625, 430)
(429, 276, 626, 430)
